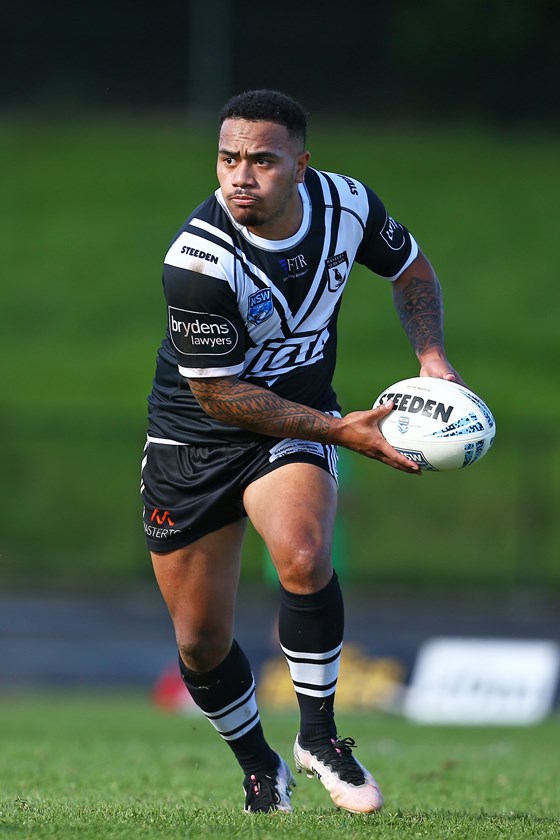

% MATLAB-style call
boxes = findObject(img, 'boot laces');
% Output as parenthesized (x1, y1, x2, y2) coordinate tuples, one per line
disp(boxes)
(243, 772, 281, 813)
(313, 737, 365, 785)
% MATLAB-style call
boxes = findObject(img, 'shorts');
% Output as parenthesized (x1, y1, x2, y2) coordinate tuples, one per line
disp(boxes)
(140, 433, 339, 552)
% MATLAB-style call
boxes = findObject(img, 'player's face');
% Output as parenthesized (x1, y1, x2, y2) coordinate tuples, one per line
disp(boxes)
(217, 119, 310, 240)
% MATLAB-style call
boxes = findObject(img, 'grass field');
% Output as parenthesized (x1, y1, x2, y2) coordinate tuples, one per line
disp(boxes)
(1, 693, 559, 839)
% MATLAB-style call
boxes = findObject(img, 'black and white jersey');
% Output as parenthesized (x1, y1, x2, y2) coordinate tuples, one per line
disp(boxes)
(147, 167, 418, 444)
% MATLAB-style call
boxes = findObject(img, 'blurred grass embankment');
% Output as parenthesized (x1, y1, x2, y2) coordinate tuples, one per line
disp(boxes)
(2, 116, 559, 590)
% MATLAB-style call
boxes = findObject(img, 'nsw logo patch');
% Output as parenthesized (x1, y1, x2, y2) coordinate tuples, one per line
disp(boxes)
(247, 288, 274, 325)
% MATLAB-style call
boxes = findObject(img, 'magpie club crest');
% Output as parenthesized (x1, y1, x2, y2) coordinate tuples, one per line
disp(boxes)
(325, 252, 349, 291)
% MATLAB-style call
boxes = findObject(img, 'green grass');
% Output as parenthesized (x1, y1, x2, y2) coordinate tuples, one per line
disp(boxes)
(1, 117, 560, 588)
(0, 694, 559, 838)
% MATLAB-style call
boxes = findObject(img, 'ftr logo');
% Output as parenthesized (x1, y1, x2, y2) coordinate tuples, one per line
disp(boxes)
(150, 509, 175, 527)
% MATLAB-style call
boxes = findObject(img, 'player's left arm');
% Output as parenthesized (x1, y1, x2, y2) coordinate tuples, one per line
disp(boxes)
(392, 250, 466, 385)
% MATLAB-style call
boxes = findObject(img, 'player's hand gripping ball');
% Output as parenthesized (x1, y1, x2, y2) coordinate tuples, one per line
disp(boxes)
(373, 377, 495, 471)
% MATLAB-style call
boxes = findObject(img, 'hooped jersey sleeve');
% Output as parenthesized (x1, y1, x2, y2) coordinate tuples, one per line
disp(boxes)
(163, 228, 246, 378)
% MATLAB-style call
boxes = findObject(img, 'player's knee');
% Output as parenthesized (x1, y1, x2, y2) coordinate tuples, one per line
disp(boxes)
(177, 631, 231, 672)
(276, 540, 332, 593)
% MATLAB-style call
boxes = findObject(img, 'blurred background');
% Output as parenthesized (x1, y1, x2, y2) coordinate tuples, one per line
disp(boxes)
(1, 0, 559, 718)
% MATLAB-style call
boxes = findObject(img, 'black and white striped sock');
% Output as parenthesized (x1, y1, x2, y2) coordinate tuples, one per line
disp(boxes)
(279, 571, 344, 746)
(179, 640, 278, 776)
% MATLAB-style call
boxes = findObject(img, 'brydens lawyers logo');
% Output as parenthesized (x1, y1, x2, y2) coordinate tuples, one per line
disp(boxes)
(169, 306, 239, 355)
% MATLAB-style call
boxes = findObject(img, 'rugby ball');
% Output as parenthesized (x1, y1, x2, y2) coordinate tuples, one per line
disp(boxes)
(372, 377, 495, 471)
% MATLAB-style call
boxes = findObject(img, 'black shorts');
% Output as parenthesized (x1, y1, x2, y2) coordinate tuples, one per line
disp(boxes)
(140, 434, 339, 552)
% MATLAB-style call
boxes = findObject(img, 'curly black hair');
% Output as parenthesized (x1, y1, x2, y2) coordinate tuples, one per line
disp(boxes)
(219, 89, 307, 146)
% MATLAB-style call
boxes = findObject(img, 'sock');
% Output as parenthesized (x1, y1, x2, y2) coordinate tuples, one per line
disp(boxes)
(278, 571, 344, 746)
(179, 640, 278, 777)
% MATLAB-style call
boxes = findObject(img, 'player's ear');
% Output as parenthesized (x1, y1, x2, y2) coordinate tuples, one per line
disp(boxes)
(295, 151, 310, 183)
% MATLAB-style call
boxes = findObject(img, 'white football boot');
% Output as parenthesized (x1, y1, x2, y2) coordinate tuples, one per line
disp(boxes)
(293, 735, 383, 813)
(243, 755, 296, 813)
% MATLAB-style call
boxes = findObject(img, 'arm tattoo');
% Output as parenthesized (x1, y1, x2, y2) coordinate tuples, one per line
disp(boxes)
(188, 377, 333, 440)
(393, 275, 445, 356)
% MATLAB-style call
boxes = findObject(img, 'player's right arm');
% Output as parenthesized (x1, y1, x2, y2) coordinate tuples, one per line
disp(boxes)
(187, 375, 421, 475)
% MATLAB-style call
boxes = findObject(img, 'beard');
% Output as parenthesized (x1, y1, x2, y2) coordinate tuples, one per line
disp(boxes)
(230, 206, 263, 228)
(226, 179, 296, 230)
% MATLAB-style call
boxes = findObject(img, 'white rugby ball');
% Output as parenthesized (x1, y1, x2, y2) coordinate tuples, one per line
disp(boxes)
(372, 377, 495, 471)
